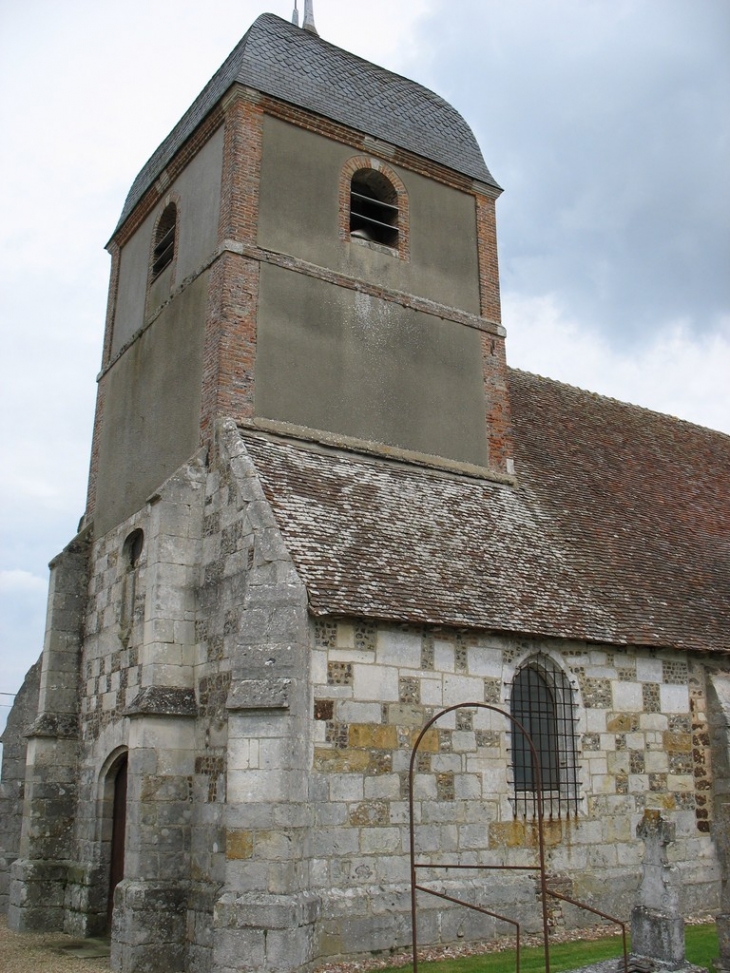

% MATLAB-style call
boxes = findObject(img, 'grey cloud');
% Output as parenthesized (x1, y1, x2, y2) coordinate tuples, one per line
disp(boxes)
(413, 0, 730, 348)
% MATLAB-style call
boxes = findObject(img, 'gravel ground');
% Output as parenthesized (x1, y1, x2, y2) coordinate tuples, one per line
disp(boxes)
(0, 917, 111, 973)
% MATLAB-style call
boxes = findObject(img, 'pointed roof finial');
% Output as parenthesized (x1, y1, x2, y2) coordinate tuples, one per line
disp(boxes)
(302, 0, 318, 34)
(291, 0, 299, 26)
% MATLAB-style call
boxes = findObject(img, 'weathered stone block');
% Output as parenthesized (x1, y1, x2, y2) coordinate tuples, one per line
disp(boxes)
(313, 748, 370, 773)
(338, 911, 411, 955)
(352, 664, 399, 702)
(660, 685, 690, 713)
(631, 907, 685, 968)
(234, 642, 302, 673)
(226, 678, 291, 710)
(212, 927, 266, 971)
(349, 724, 397, 750)
(125, 687, 197, 717)
(376, 629, 422, 669)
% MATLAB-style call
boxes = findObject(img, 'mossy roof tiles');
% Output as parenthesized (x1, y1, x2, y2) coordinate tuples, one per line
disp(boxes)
(242, 369, 730, 654)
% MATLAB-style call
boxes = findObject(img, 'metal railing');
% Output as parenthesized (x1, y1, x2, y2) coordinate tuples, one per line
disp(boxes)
(408, 702, 628, 973)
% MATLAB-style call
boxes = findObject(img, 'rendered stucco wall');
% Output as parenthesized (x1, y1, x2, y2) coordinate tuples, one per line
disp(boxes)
(111, 128, 224, 357)
(112, 226, 151, 357)
(257, 116, 481, 314)
(94, 272, 209, 535)
(255, 264, 489, 467)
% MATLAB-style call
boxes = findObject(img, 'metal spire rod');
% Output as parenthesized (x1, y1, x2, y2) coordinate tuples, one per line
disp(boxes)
(302, 0, 318, 34)
(291, 0, 299, 26)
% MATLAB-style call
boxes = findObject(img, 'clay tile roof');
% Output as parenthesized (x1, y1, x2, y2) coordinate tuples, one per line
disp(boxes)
(116, 13, 497, 231)
(242, 369, 730, 654)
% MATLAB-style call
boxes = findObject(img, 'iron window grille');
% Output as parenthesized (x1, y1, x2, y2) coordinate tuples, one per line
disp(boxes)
(510, 656, 580, 818)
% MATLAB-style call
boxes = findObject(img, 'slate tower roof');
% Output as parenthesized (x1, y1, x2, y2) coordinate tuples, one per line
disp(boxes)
(117, 12, 498, 230)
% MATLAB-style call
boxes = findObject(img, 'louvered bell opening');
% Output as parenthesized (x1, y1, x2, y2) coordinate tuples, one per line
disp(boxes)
(152, 225, 175, 278)
(350, 172, 398, 248)
(151, 205, 177, 279)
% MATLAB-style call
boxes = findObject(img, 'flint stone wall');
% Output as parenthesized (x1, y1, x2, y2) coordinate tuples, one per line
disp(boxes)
(307, 619, 722, 957)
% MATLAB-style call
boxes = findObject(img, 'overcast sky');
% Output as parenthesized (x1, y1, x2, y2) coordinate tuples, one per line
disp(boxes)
(1, 0, 728, 744)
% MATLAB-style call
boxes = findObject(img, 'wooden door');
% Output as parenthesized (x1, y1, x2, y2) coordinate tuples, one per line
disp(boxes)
(107, 755, 128, 929)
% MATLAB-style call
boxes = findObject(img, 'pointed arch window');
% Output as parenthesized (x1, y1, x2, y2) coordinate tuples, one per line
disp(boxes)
(510, 656, 580, 818)
(151, 202, 177, 279)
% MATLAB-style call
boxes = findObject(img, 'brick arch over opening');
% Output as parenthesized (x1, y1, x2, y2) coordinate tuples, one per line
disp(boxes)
(339, 156, 410, 261)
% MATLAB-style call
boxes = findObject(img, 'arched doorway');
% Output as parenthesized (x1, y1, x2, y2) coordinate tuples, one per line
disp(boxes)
(107, 752, 128, 930)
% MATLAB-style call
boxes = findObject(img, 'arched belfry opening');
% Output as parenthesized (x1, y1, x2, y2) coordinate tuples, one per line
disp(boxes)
(350, 168, 399, 248)
(151, 202, 177, 280)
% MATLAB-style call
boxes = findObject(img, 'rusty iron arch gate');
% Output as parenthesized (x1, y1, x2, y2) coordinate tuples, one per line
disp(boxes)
(408, 703, 629, 973)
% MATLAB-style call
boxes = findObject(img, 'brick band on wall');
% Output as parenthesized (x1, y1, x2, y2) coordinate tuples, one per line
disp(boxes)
(200, 94, 264, 445)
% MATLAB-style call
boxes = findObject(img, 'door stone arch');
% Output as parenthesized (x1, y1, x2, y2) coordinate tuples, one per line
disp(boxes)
(98, 748, 128, 930)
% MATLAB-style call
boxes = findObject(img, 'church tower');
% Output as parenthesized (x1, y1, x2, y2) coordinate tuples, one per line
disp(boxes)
(9, 13, 514, 972)
(8, 11, 730, 973)
(85, 12, 511, 539)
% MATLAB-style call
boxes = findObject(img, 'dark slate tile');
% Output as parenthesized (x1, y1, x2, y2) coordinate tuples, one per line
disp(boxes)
(116, 13, 498, 232)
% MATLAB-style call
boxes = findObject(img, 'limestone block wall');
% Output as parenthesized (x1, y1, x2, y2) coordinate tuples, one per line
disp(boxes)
(308, 619, 722, 959)
(195, 421, 316, 973)
(9, 430, 726, 971)
(66, 454, 206, 962)
(0, 658, 41, 914)
(8, 534, 90, 933)
(11, 427, 316, 972)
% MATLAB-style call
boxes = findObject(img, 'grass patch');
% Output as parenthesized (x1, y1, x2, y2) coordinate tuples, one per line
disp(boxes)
(685, 924, 721, 970)
(378, 923, 718, 973)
